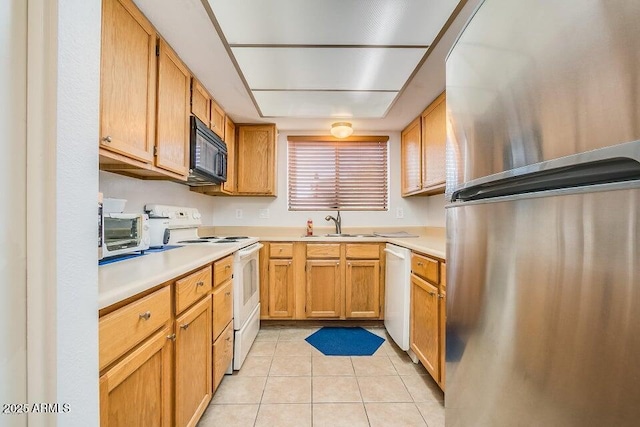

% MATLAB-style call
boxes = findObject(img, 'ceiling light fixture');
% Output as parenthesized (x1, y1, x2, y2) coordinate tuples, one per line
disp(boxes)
(330, 122, 353, 139)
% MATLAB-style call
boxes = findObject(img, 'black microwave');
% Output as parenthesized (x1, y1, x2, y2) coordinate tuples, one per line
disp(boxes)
(187, 115, 228, 185)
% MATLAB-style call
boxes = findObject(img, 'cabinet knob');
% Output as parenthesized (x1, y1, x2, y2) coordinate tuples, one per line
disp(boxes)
(279, 248, 283, 252)
(288, 261, 292, 265)
(438, 294, 445, 299)
(167, 333, 176, 341)
(226, 336, 232, 342)
(196, 281, 204, 287)
(180, 323, 190, 330)
(139, 311, 151, 320)
(428, 291, 436, 297)
(336, 262, 340, 266)
(225, 291, 231, 296)
(225, 265, 231, 269)
(102, 135, 112, 143)
(417, 262, 424, 266)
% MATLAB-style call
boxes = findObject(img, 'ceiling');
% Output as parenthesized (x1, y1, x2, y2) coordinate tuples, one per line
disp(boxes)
(133, 0, 481, 131)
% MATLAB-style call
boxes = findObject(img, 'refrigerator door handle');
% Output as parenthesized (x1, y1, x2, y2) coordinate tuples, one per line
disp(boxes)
(452, 140, 640, 202)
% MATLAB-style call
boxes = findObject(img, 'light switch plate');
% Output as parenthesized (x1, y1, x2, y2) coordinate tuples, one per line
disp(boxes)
(396, 208, 404, 218)
(235, 209, 243, 219)
(259, 208, 270, 219)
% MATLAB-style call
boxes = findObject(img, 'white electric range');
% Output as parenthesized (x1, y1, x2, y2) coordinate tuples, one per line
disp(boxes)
(145, 204, 262, 370)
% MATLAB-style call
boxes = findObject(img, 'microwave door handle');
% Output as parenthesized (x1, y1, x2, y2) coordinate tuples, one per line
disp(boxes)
(238, 243, 264, 259)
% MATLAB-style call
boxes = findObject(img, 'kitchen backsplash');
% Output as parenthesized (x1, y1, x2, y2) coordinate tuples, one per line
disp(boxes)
(99, 171, 215, 223)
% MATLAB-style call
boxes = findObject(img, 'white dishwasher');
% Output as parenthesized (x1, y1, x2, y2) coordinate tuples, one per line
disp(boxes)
(384, 243, 412, 351)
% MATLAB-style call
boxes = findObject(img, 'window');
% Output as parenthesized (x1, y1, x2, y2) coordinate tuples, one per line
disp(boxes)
(288, 136, 389, 211)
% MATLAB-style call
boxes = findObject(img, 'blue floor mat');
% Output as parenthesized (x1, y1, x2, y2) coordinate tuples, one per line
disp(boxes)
(305, 327, 385, 356)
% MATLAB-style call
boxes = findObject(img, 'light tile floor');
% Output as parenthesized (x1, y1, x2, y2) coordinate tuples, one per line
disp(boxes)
(198, 326, 444, 427)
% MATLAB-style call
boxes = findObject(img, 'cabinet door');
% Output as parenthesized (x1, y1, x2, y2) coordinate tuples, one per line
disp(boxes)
(156, 39, 190, 178)
(191, 79, 210, 126)
(269, 259, 294, 318)
(212, 279, 233, 341)
(401, 117, 422, 195)
(306, 260, 342, 318)
(210, 100, 225, 139)
(175, 297, 212, 427)
(100, 0, 156, 163)
(421, 92, 447, 190)
(345, 260, 380, 318)
(438, 287, 446, 390)
(212, 321, 234, 392)
(99, 327, 172, 427)
(236, 125, 276, 195)
(410, 273, 439, 381)
(222, 117, 236, 193)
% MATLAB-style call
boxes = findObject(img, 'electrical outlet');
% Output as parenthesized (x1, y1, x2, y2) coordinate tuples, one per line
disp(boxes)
(235, 209, 243, 219)
(396, 208, 404, 218)
(259, 208, 270, 219)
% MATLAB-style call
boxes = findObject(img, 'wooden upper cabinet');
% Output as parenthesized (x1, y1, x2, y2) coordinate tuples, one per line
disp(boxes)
(401, 117, 422, 196)
(191, 78, 210, 126)
(155, 39, 190, 179)
(236, 124, 277, 195)
(421, 92, 447, 191)
(222, 117, 236, 193)
(210, 100, 225, 139)
(100, 0, 156, 164)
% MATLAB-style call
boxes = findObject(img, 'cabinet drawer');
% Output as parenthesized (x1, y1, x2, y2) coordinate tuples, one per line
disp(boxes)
(307, 243, 340, 258)
(213, 321, 234, 392)
(346, 244, 379, 259)
(270, 243, 293, 258)
(213, 255, 234, 287)
(411, 253, 439, 284)
(212, 279, 233, 341)
(175, 265, 212, 314)
(99, 286, 171, 370)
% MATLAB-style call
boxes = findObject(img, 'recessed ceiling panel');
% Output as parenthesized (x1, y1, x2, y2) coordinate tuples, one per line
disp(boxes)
(253, 91, 397, 118)
(209, 0, 460, 45)
(231, 47, 426, 91)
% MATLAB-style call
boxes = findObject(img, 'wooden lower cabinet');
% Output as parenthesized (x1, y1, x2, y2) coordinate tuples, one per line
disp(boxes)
(212, 321, 234, 392)
(410, 273, 440, 381)
(212, 279, 233, 340)
(99, 326, 172, 427)
(268, 259, 294, 318)
(306, 260, 342, 318)
(175, 297, 212, 427)
(345, 260, 380, 318)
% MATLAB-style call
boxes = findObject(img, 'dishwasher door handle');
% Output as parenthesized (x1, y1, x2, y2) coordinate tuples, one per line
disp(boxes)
(383, 248, 405, 259)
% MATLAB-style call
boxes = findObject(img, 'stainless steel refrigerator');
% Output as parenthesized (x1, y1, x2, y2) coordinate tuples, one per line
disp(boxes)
(445, 0, 640, 425)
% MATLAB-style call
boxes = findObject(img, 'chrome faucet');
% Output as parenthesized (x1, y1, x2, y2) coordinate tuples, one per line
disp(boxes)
(325, 210, 342, 234)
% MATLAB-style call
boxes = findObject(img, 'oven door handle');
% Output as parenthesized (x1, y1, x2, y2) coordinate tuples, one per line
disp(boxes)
(237, 243, 264, 259)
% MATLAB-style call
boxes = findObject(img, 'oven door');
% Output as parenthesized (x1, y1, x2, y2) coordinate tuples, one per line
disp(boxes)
(233, 243, 263, 329)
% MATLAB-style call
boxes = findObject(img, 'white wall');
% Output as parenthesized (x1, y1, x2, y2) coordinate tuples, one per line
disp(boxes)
(425, 193, 447, 227)
(0, 0, 27, 422)
(54, 0, 101, 424)
(210, 131, 434, 228)
(99, 171, 216, 223)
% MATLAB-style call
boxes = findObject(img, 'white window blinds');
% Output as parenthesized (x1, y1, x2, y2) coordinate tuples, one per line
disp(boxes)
(288, 137, 389, 211)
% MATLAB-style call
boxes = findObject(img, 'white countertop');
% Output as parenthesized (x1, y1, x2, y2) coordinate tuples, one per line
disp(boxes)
(99, 228, 446, 311)
(98, 238, 258, 309)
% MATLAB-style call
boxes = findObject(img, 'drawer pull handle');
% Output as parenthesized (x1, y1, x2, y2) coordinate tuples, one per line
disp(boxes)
(196, 281, 205, 287)
(167, 333, 176, 341)
(288, 261, 292, 265)
(180, 323, 190, 330)
(225, 291, 231, 296)
(226, 336, 232, 342)
(139, 311, 151, 320)
(279, 248, 283, 252)
(225, 265, 231, 269)
(438, 294, 444, 299)
(336, 262, 339, 266)
(417, 262, 424, 266)
(428, 291, 436, 296)
(102, 135, 112, 143)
